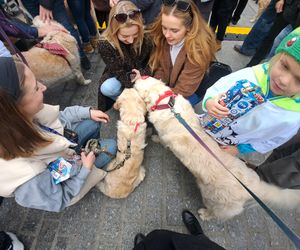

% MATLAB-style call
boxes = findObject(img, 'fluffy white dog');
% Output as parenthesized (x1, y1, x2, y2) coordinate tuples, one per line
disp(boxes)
(134, 76, 300, 221)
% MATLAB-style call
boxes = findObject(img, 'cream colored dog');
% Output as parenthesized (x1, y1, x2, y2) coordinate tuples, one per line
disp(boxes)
(22, 17, 91, 86)
(134, 76, 300, 221)
(96, 89, 147, 198)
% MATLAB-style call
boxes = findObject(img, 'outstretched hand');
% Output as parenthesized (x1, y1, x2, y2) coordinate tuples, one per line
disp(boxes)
(90, 109, 110, 123)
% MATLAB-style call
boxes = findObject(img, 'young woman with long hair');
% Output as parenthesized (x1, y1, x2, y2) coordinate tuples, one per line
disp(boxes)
(149, 0, 216, 106)
(98, 1, 153, 111)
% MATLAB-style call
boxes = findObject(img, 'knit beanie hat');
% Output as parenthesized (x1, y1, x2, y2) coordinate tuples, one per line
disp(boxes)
(0, 57, 25, 100)
(276, 27, 300, 63)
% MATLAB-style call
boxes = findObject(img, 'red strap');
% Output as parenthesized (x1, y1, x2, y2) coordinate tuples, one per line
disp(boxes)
(151, 90, 177, 111)
(134, 122, 140, 133)
(35, 42, 69, 56)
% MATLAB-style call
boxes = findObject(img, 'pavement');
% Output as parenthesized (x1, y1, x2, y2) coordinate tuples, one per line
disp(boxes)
(1, 1, 300, 250)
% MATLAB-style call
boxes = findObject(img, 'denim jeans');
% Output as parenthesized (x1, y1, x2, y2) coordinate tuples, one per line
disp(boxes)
(73, 119, 117, 169)
(239, 0, 276, 56)
(266, 25, 292, 60)
(22, 0, 85, 57)
(100, 77, 122, 100)
(67, 0, 97, 43)
(187, 94, 201, 106)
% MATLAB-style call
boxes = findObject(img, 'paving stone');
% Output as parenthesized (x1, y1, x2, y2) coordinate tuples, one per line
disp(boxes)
(54, 236, 68, 250)
(35, 220, 59, 250)
(21, 209, 43, 234)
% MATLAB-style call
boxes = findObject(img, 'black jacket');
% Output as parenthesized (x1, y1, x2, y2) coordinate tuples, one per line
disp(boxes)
(283, 0, 300, 28)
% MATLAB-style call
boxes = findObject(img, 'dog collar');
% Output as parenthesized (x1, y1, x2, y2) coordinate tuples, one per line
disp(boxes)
(150, 90, 177, 111)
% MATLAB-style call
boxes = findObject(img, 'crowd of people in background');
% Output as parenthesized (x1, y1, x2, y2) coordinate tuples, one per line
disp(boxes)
(0, 0, 300, 249)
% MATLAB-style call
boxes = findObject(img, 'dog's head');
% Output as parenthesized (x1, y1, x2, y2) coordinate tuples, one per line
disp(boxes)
(114, 88, 147, 124)
(134, 76, 169, 110)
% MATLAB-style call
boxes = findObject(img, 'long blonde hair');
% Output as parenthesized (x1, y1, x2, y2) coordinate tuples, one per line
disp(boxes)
(102, 1, 145, 59)
(148, 0, 216, 72)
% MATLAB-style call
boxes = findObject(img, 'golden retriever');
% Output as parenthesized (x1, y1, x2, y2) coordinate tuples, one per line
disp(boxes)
(96, 89, 147, 198)
(134, 76, 300, 221)
(96, 121, 147, 198)
(22, 17, 91, 86)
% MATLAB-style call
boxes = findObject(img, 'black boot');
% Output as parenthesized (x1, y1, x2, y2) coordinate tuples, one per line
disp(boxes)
(182, 210, 203, 235)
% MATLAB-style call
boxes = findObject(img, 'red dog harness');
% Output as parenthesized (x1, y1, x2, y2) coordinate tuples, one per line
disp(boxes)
(150, 90, 177, 111)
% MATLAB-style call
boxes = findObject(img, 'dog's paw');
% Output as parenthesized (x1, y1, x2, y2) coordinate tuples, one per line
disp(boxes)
(198, 208, 213, 221)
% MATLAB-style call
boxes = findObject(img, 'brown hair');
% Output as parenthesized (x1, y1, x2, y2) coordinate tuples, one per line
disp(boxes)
(0, 62, 51, 160)
(102, 1, 144, 59)
(148, 0, 216, 72)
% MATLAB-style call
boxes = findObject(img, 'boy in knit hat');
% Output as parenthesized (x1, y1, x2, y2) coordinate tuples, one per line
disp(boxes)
(200, 27, 300, 161)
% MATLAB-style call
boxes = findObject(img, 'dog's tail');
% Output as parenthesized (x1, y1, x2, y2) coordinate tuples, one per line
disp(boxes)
(253, 181, 300, 209)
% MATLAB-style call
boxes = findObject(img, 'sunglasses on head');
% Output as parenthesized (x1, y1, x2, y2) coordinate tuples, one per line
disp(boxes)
(114, 9, 141, 23)
(162, 0, 191, 12)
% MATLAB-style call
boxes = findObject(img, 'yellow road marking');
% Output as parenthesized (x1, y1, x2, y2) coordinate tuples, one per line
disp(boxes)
(225, 26, 252, 35)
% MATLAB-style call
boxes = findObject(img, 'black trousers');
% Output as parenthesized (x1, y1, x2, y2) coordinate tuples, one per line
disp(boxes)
(133, 230, 225, 250)
(194, 0, 215, 22)
(209, 0, 238, 41)
(256, 132, 300, 189)
(232, 0, 249, 22)
(246, 13, 288, 66)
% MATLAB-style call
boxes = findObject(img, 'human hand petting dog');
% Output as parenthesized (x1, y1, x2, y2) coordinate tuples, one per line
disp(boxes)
(37, 24, 68, 37)
(220, 145, 239, 156)
(205, 93, 229, 119)
(39, 6, 53, 24)
(90, 109, 110, 123)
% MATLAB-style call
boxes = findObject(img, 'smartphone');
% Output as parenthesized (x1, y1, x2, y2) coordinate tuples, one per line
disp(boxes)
(126, 71, 136, 81)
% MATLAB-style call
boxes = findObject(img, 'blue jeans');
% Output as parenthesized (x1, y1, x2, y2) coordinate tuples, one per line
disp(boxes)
(187, 94, 201, 106)
(100, 77, 122, 100)
(266, 25, 292, 60)
(73, 119, 117, 169)
(239, 0, 276, 56)
(67, 0, 97, 43)
(22, 0, 85, 58)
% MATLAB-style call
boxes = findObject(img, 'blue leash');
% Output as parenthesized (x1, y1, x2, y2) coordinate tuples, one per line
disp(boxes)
(165, 102, 300, 248)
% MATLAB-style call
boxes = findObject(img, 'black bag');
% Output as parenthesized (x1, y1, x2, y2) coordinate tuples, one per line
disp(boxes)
(195, 61, 232, 99)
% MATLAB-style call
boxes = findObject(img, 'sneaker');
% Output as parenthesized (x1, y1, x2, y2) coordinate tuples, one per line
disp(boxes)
(80, 55, 91, 70)
(83, 42, 94, 54)
(0, 231, 24, 250)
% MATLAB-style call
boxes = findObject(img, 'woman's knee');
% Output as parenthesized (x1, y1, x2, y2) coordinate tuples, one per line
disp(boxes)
(100, 78, 121, 97)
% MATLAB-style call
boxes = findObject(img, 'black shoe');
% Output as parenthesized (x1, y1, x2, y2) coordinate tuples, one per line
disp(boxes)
(0, 196, 3, 206)
(80, 55, 91, 70)
(182, 210, 203, 235)
(134, 233, 145, 246)
(231, 19, 238, 25)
